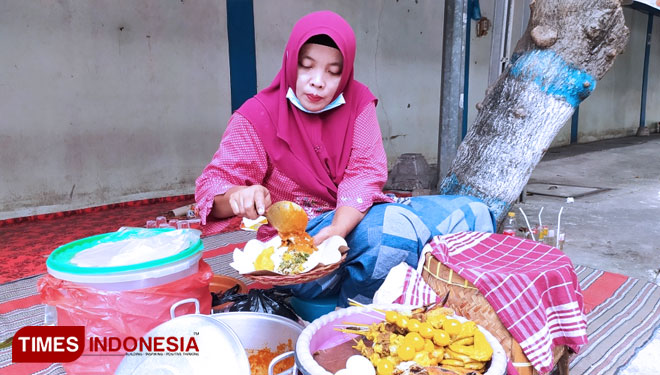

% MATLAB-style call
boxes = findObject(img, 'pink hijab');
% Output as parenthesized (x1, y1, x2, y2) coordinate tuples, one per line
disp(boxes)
(236, 11, 377, 203)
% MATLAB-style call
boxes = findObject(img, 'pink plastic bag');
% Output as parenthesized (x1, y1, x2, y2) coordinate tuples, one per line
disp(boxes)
(38, 260, 213, 375)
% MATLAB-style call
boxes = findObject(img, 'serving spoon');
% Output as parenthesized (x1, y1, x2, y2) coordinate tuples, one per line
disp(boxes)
(265, 201, 308, 236)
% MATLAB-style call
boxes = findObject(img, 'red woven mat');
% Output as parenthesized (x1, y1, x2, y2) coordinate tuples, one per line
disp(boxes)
(0, 196, 195, 283)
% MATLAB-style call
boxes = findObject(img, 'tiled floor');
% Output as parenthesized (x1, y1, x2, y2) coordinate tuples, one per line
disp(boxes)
(514, 133, 660, 285)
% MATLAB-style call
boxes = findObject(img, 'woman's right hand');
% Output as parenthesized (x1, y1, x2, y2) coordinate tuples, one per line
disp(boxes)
(212, 185, 272, 220)
(225, 185, 272, 220)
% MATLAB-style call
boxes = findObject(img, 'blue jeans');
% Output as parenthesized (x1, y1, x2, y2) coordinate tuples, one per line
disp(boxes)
(281, 195, 495, 307)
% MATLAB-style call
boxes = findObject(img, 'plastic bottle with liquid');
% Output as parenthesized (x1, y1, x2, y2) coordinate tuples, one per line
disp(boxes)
(539, 225, 549, 242)
(501, 212, 518, 236)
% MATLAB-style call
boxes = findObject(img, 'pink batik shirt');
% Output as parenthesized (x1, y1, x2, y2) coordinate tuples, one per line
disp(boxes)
(195, 102, 393, 234)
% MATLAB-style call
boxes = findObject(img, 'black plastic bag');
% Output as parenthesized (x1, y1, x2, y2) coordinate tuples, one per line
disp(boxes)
(212, 287, 299, 322)
(211, 284, 242, 306)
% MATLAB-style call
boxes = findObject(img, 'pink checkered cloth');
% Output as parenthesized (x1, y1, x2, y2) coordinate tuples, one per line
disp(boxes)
(418, 231, 588, 374)
(394, 265, 441, 306)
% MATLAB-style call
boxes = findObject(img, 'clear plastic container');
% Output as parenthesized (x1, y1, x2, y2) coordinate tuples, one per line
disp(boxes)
(46, 228, 203, 291)
(501, 212, 518, 236)
(53, 253, 203, 291)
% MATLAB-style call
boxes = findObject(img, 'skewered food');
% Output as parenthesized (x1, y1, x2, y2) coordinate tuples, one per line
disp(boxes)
(336, 305, 493, 375)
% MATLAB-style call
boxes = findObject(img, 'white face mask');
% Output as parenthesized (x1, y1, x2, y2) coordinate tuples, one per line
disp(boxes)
(286, 87, 345, 114)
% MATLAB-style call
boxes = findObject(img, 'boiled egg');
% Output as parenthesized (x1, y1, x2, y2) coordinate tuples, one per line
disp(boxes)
(334, 355, 375, 375)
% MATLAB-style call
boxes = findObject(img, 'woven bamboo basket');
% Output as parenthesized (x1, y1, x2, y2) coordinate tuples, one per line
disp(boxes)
(421, 253, 569, 375)
(243, 252, 347, 286)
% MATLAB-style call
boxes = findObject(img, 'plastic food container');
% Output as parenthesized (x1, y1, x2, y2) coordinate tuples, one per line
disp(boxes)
(46, 227, 203, 291)
(39, 228, 211, 375)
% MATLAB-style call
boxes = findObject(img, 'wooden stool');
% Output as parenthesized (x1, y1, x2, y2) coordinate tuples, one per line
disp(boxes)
(421, 253, 570, 375)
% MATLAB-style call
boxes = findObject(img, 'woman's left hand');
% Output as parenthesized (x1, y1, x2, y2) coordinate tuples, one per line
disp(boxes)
(312, 225, 345, 246)
(311, 206, 367, 246)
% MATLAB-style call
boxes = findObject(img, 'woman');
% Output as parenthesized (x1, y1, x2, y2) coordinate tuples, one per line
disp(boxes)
(195, 10, 494, 306)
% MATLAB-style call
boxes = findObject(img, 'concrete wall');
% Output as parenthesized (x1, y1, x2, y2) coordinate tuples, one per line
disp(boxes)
(1, 0, 658, 219)
(575, 7, 660, 142)
(253, 0, 445, 166)
(0, 0, 231, 219)
(464, 5, 660, 146)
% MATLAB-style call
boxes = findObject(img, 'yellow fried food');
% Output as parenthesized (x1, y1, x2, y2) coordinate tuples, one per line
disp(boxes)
(424, 339, 435, 353)
(390, 334, 404, 347)
(464, 361, 487, 370)
(448, 343, 475, 358)
(376, 357, 395, 375)
(407, 318, 422, 332)
(451, 336, 474, 346)
(413, 351, 433, 367)
(404, 332, 425, 351)
(425, 313, 447, 329)
(431, 347, 445, 360)
(345, 309, 492, 375)
(398, 344, 415, 361)
(441, 359, 465, 366)
(443, 318, 462, 336)
(385, 310, 399, 324)
(254, 246, 275, 271)
(472, 329, 493, 362)
(456, 321, 477, 340)
(396, 315, 410, 329)
(418, 322, 435, 339)
(445, 347, 473, 362)
(432, 329, 451, 346)
(425, 306, 453, 321)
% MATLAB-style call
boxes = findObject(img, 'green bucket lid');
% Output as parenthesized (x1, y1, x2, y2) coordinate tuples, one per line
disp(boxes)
(47, 228, 203, 277)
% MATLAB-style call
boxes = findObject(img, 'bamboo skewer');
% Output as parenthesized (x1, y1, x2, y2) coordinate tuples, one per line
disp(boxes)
(347, 299, 387, 321)
(334, 326, 368, 331)
(334, 327, 370, 336)
(358, 311, 386, 321)
(340, 322, 371, 327)
(348, 299, 386, 314)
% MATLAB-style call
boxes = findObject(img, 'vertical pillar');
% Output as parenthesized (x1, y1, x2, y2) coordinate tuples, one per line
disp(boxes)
(637, 12, 653, 136)
(488, 0, 509, 84)
(461, 0, 473, 140)
(438, 0, 468, 186)
(226, 0, 257, 112)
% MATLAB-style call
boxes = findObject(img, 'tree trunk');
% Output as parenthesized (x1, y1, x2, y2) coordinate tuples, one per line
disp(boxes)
(439, 0, 630, 226)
